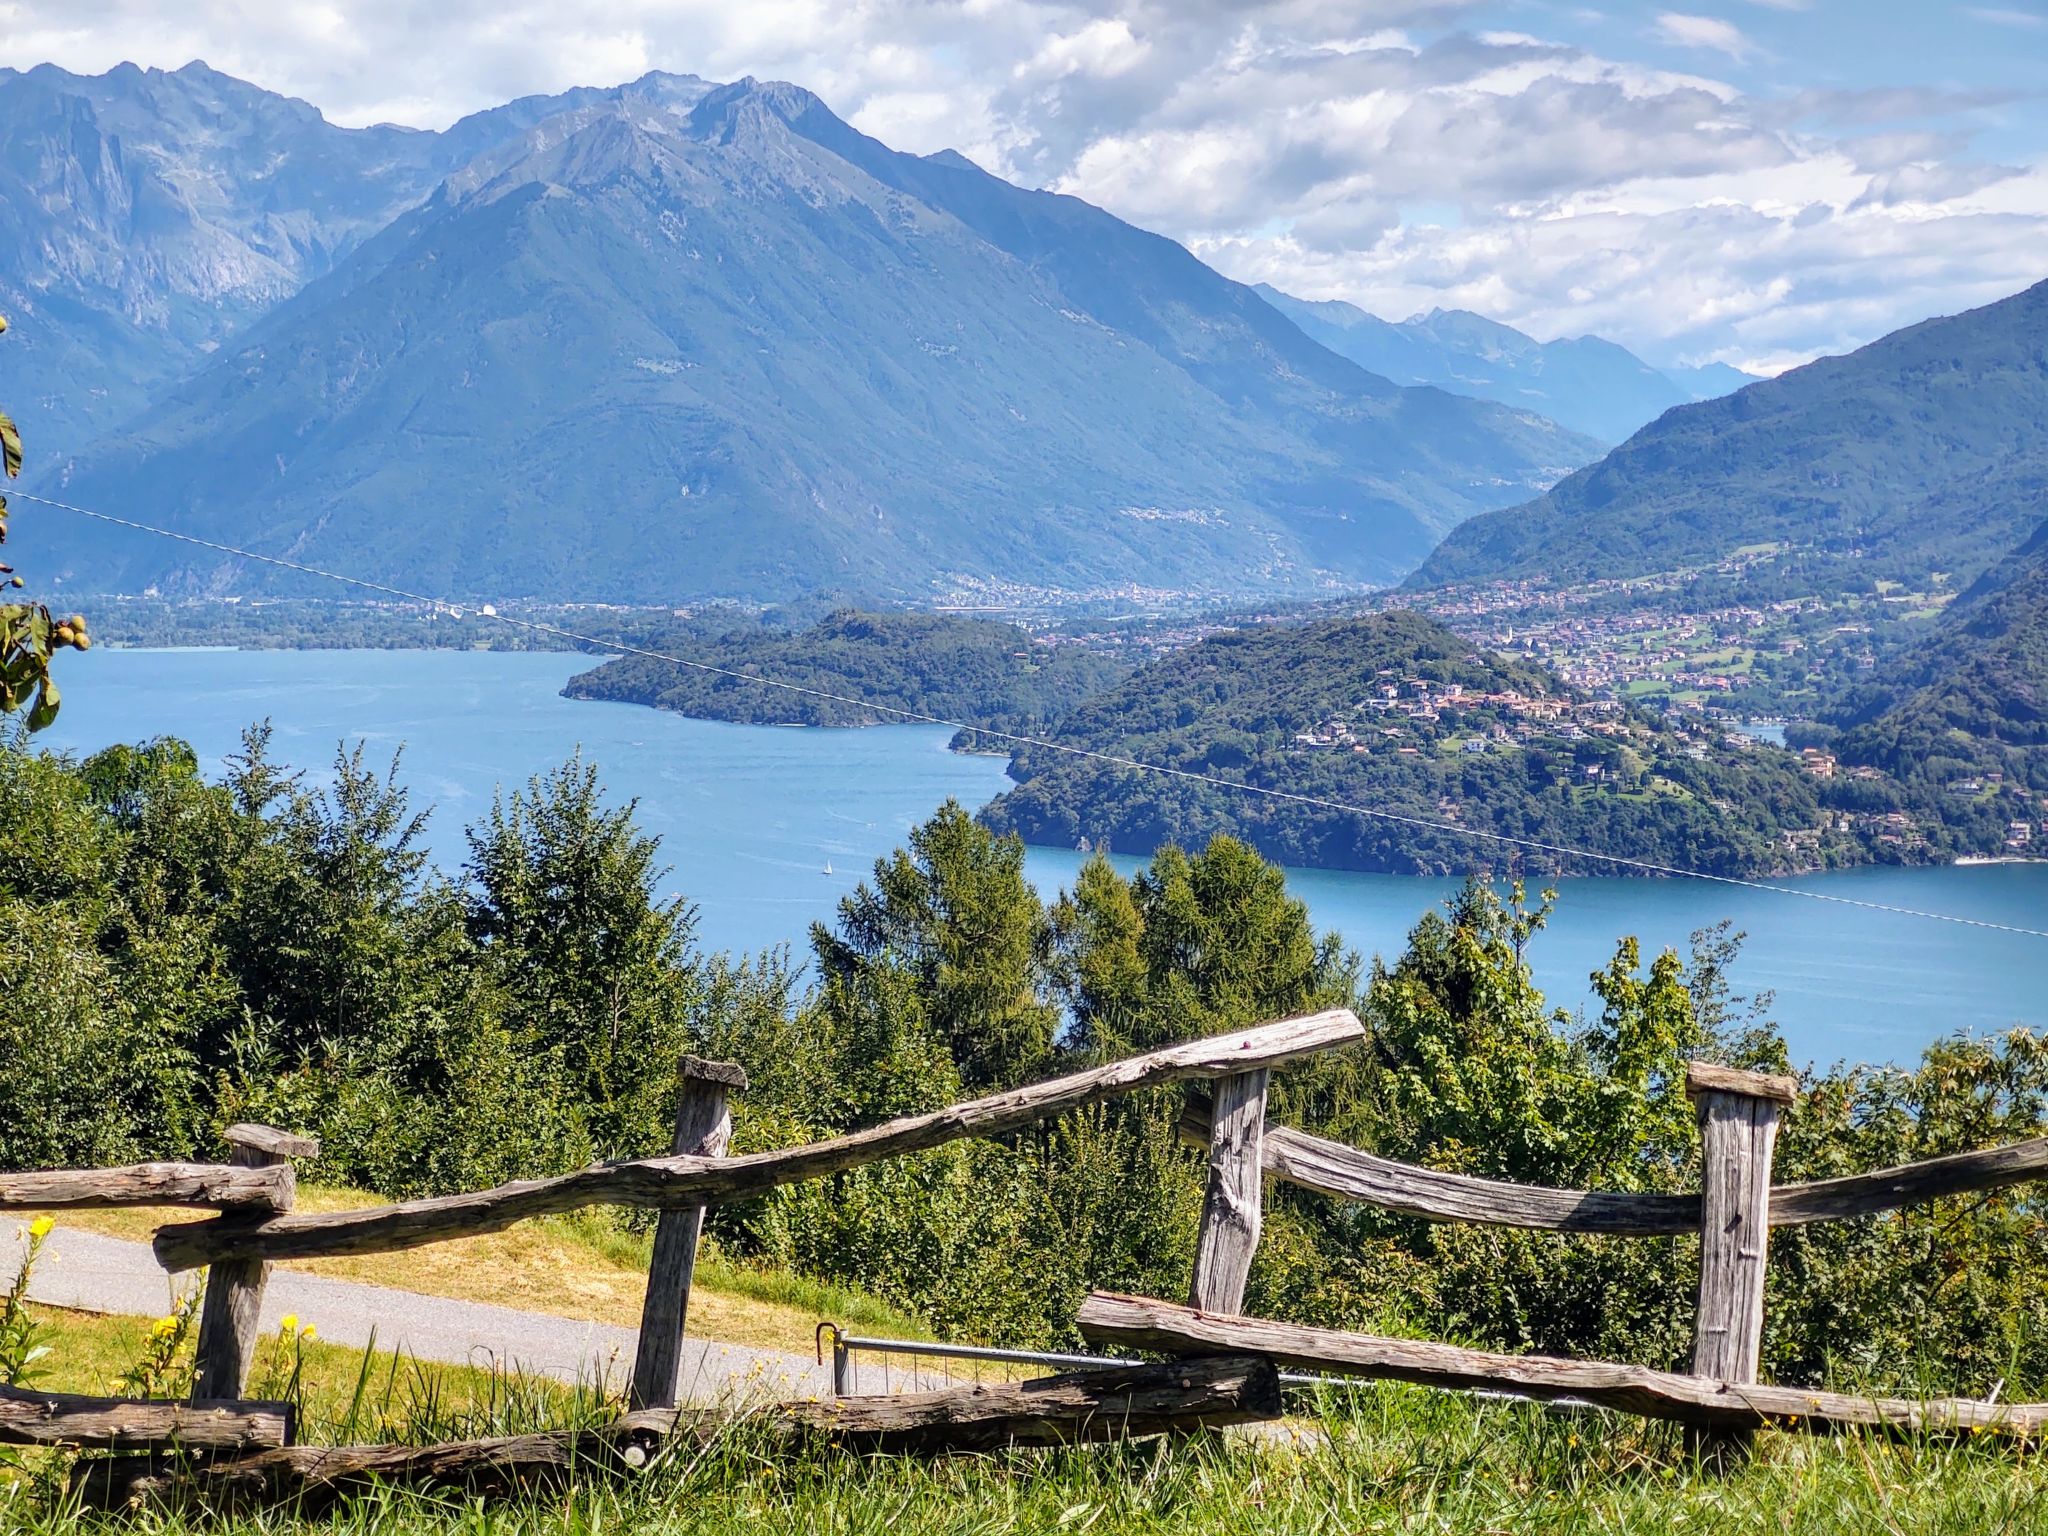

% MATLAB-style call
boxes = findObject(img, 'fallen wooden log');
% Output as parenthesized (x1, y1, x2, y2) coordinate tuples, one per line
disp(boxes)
(756, 1355, 1282, 1454)
(1181, 1105, 2048, 1236)
(73, 1412, 675, 1512)
(1076, 1292, 2048, 1439)
(156, 1010, 1364, 1270)
(0, 1161, 295, 1213)
(73, 1360, 1281, 1509)
(1, 1384, 293, 1451)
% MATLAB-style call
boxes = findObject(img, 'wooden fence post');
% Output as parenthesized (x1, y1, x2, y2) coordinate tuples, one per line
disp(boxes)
(192, 1125, 320, 1402)
(629, 1057, 748, 1411)
(1685, 1061, 1796, 1463)
(1188, 1070, 1270, 1315)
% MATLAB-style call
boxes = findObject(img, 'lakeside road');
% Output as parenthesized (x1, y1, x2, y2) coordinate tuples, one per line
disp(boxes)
(5, 1223, 833, 1403)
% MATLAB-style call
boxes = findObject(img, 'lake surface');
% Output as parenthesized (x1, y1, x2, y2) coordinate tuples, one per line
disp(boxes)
(35, 648, 2048, 1069)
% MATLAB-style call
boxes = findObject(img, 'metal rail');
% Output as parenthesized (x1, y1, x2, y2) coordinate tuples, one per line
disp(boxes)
(817, 1325, 1436, 1398)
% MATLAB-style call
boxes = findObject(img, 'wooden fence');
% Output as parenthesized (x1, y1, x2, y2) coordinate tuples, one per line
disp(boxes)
(10, 1021, 2048, 1505)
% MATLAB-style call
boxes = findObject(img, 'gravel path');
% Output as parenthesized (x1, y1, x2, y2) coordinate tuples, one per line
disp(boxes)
(4, 1223, 832, 1403)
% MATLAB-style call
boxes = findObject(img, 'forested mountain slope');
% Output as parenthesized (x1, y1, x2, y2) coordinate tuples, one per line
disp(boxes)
(24, 76, 1594, 605)
(980, 610, 1854, 877)
(1829, 512, 2048, 794)
(1411, 279, 2048, 593)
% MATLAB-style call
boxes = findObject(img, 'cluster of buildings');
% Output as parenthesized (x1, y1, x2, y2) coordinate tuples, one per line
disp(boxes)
(1285, 674, 1629, 757)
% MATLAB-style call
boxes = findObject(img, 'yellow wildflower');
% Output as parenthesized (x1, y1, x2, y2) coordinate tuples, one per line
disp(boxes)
(299, 1324, 317, 1342)
(152, 1316, 179, 1340)
(28, 1215, 54, 1239)
(278, 1313, 299, 1335)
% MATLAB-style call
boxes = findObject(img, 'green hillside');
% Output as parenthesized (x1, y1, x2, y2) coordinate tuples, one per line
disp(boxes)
(1411, 279, 2048, 593)
(564, 609, 1129, 732)
(980, 610, 1868, 878)
(1827, 515, 2048, 804)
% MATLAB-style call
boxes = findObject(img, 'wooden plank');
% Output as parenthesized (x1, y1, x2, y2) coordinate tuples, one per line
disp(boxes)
(0, 1162, 294, 1213)
(1179, 1102, 1701, 1234)
(629, 1058, 745, 1411)
(155, 1010, 1364, 1270)
(191, 1129, 308, 1401)
(1767, 1137, 2048, 1225)
(76, 1363, 1283, 1508)
(1688, 1075, 1784, 1462)
(1684, 1063, 1796, 1105)
(1182, 1105, 2048, 1236)
(1188, 1070, 1268, 1314)
(1, 1384, 292, 1450)
(222, 1125, 322, 1160)
(763, 1356, 1282, 1453)
(73, 1412, 675, 1512)
(1076, 1292, 2048, 1438)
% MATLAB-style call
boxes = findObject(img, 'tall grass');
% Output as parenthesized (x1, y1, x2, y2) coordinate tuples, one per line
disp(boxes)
(8, 1375, 2048, 1533)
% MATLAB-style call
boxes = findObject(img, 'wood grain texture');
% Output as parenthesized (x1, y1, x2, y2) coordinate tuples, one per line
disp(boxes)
(767, 1356, 1282, 1453)
(222, 1125, 322, 1160)
(155, 1010, 1364, 1270)
(1684, 1064, 1797, 1105)
(1076, 1292, 2048, 1438)
(73, 1412, 674, 1512)
(1689, 1086, 1782, 1461)
(0, 1384, 292, 1450)
(73, 1363, 1282, 1509)
(1182, 1105, 2048, 1235)
(190, 1138, 291, 1401)
(0, 1162, 293, 1213)
(629, 1068, 737, 1411)
(1179, 1102, 1700, 1234)
(1691, 1092, 1779, 1385)
(1189, 1070, 1267, 1314)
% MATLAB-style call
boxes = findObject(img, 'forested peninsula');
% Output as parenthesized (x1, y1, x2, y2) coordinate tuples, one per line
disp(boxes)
(563, 602, 2048, 877)
(565, 610, 1129, 734)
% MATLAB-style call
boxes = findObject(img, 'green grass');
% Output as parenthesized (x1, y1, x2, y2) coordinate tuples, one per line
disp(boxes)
(7, 1381, 2047, 1533)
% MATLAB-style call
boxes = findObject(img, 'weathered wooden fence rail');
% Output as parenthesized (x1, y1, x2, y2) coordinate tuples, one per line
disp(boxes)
(0, 1161, 294, 1213)
(151, 1010, 1363, 1271)
(16, 1015, 2048, 1501)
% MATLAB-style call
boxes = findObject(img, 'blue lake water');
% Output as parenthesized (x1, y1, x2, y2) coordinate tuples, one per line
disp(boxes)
(35, 647, 2048, 1070)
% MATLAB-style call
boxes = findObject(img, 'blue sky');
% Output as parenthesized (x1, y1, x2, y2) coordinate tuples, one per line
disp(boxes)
(12, 0, 2046, 372)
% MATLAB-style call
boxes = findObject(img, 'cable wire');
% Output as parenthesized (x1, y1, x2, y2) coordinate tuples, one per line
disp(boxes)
(18, 486, 2048, 942)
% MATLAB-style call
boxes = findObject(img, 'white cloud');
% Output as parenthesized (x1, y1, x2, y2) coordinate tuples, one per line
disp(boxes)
(1653, 12, 1757, 60)
(1966, 6, 2047, 26)
(1, 0, 2041, 371)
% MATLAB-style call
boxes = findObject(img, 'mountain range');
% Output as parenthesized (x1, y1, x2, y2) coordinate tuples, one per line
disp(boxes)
(1253, 286, 1753, 445)
(5, 62, 1604, 606)
(1411, 279, 2048, 594)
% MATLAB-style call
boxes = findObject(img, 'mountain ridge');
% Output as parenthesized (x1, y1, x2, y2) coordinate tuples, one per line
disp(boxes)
(1408, 277, 2048, 594)
(23, 73, 1598, 605)
(1252, 284, 1755, 444)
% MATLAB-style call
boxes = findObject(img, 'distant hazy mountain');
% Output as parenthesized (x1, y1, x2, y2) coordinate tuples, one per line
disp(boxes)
(1411, 278, 2048, 592)
(30, 75, 1595, 605)
(0, 60, 712, 458)
(1253, 285, 1754, 444)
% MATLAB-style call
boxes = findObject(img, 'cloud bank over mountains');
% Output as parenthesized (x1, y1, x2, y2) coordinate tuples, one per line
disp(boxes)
(10, 0, 2044, 373)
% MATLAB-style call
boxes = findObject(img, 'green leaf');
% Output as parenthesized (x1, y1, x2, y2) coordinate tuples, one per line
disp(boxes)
(0, 412, 19, 479)
(27, 673, 58, 731)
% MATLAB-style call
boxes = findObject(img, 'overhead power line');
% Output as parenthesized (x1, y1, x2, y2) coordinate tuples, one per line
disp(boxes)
(17, 485, 2048, 943)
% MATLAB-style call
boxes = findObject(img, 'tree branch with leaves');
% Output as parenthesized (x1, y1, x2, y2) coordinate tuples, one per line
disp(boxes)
(1, 311, 90, 728)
